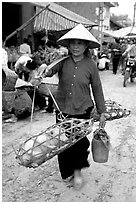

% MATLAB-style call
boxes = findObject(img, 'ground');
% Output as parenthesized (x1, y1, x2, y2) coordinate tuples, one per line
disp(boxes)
(2, 69, 136, 202)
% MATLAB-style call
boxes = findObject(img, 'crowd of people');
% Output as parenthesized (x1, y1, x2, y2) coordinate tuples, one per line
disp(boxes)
(2, 29, 136, 115)
(3, 32, 136, 75)
(95, 37, 136, 75)
(2, 28, 136, 115)
(2, 33, 69, 113)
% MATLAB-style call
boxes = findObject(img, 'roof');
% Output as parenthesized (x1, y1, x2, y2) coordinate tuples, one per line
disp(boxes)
(30, 2, 98, 32)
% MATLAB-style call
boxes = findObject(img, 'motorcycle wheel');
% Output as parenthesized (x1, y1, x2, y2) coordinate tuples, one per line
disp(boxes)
(123, 79, 126, 87)
(130, 72, 136, 83)
(130, 76, 134, 83)
(123, 71, 130, 87)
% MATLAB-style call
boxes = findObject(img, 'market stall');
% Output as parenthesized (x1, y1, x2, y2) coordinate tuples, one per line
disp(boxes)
(31, 2, 99, 69)
(4, 2, 98, 70)
(3, 2, 99, 120)
(3, 5, 50, 70)
(32, 2, 98, 50)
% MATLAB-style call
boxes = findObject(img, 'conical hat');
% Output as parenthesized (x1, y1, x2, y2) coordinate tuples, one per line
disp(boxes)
(57, 24, 100, 49)
(15, 78, 32, 88)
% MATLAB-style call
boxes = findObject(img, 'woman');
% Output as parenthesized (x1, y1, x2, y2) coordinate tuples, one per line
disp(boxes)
(32, 24, 106, 189)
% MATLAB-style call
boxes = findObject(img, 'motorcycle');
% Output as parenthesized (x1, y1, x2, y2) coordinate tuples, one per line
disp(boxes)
(123, 57, 136, 87)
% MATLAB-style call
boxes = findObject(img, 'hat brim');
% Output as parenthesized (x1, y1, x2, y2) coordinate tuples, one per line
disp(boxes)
(57, 38, 100, 49)
(15, 78, 32, 88)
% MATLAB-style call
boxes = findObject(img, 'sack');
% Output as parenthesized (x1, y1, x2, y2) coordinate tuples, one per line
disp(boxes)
(13, 90, 32, 119)
(2, 67, 18, 91)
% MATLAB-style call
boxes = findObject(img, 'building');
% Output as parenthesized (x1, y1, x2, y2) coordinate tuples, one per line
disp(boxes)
(57, 2, 118, 31)
(56, 2, 118, 44)
(2, 2, 34, 46)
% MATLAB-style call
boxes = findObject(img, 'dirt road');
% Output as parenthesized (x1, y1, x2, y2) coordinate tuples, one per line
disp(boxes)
(2, 69, 136, 202)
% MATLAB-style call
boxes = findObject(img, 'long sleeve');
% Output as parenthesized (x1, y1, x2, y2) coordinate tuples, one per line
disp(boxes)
(90, 61, 106, 114)
(44, 56, 68, 77)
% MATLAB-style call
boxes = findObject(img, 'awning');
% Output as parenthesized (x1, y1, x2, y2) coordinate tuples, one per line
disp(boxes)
(31, 2, 98, 32)
(112, 26, 136, 38)
(91, 28, 116, 38)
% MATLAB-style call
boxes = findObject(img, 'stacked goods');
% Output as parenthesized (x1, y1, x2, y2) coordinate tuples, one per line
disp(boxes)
(91, 99, 131, 121)
(15, 118, 93, 168)
(33, 47, 67, 66)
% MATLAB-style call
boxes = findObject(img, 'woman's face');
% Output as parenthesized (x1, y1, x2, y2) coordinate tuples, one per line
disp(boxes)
(69, 39, 88, 57)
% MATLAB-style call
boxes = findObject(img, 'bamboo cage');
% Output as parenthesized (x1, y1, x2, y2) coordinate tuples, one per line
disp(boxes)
(15, 117, 93, 168)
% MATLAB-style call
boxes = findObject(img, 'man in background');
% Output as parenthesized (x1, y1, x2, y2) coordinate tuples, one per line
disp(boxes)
(110, 38, 122, 74)
(27, 34, 33, 53)
(19, 38, 31, 56)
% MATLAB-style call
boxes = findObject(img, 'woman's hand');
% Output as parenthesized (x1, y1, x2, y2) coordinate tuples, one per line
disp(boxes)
(30, 76, 42, 87)
(99, 113, 106, 129)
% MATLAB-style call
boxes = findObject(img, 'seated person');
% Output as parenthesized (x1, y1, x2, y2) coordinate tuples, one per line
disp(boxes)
(15, 56, 46, 110)
(98, 54, 110, 71)
(14, 55, 34, 81)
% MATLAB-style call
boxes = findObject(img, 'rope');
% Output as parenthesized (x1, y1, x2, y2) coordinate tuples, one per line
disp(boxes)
(46, 84, 67, 121)
(29, 87, 36, 136)
(28, 66, 68, 136)
(28, 82, 67, 137)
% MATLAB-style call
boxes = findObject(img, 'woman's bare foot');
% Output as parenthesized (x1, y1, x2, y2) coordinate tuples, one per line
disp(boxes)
(73, 170, 83, 190)
(63, 175, 74, 187)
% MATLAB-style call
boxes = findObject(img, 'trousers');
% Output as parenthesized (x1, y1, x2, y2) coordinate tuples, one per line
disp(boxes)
(56, 107, 92, 179)
(112, 56, 121, 74)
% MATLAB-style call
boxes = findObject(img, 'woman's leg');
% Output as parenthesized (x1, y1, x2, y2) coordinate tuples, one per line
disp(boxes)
(113, 57, 117, 74)
(56, 108, 92, 180)
(57, 136, 90, 179)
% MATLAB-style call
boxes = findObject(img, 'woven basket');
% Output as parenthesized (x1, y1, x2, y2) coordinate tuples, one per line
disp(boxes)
(91, 99, 131, 121)
(15, 118, 93, 168)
